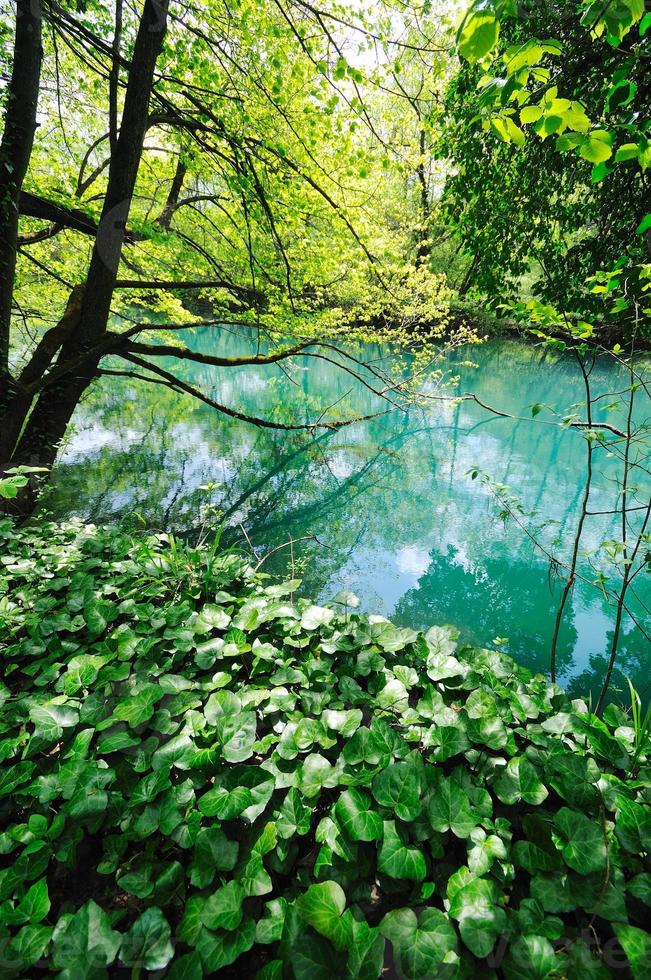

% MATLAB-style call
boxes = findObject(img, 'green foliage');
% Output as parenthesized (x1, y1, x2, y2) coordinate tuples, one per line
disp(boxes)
(0, 518, 650, 977)
(0, 468, 48, 500)
(446, 0, 649, 324)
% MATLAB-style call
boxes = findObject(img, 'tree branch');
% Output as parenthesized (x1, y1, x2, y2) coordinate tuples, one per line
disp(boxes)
(119, 351, 387, 431)
(125, 338, 314, 367)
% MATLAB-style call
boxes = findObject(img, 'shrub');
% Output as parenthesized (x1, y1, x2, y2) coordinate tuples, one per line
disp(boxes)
(0, 519, 650, 978)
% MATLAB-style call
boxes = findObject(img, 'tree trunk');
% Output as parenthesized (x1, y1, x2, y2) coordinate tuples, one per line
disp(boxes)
(0, 0, 42, 407)
(10, 0, 169, 500)
(415, 129, 430, 266)
(157, 157, 187, 229)
(0, 286, 85, 469)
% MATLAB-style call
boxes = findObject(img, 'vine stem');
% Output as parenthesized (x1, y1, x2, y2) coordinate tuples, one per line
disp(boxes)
(595, 318, 650, 714)
(549, 351, 594, 682)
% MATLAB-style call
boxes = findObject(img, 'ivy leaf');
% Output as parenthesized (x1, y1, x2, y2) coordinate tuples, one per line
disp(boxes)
(217, 711, 257, 763)
(494, 756, 548, 806)
(372, 622, 418, 652)
(628, 873, 651, 907)
(448, 877, 507, 958)
(468, 828, 507, 875)
(195, 919, 256, 972)
(120, 907, 174, 971)
(503, 935, 565, 979)
(376, 677, 409, 710)
(51, 900, 120, 979)
(29, 702, 79, 741)
(336, 788, 383, 841)
(552, 808, 607, 874)
(298, 753, 336, 797)
(296, 880, 354, 950)
(277, 787, 312, 838)
(300, 605, 334, 630)
(372, 761, 421, 820)
(613, 923, 651, 978)
(8, 923, 53, 969)
(322, 708, 363, 736)
(166, 952, 204, 980)
(201, 881, 245, 932)
(114, 686, 163, 727)
(380, 907, 457, 980)
(190, 827, 238, 888)
(286, 926, 345, 980)
(347, 918, 385, 980)
(11, 877, 50, 925)
(428, 774, 477, 838)
(236, 852, 273, 897)
(615, 796, 651, 853)
(378, 820, 426, 881)
(256, 898, 288, 945)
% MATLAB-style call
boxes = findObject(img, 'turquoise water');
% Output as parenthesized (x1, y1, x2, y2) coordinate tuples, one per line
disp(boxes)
(43, 330, 650, 703)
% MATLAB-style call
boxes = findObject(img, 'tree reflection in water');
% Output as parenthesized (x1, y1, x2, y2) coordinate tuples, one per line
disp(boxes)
(42, 332, 650, 702)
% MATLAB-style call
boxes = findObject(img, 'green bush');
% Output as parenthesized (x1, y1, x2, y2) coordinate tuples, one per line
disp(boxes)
(0, 519, 650, 978)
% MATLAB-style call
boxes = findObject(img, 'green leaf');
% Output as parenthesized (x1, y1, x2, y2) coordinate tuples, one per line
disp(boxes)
(300, 605, 334, 630)
(120, 907, 174, 971)
(277, 788, 312, 838)
(347, 918, 385, 980)
(191, 827, 238, 888)
(521, 105, 543, 125)
(378, 820, 426, 881)
(236, 852, 273, 897)
(52, 900, 120, 979)
(494, 756, 548, 806)
(628, 873, 651, 907)
(448, 876, 507, 958)
(298, 753, 336, 798)
(195, 918, 256, 972)
(201, 880, 245, 931)
(503, 935, 565, 979)
(166, 952, 204, 980)
(17, 877, 50, 924)
(380, 907, 457, 980)
(552, 808, 607, 874)
(29, 702, 79, 741)
(615, 143, 640, 162)
(322, 708, 363, 736)
(372, 761, 421, 821)
(613, 923, 651, 979)
(579, 138, 613, 164)
(217, 710, 257, 763)
(468, 828, 507, 875)
(285, 925, 344, 980)
(9, 923, 53, 968)
(376, 676, 409, 710)
(428, 773, 477, 838)
(256, 898, 287, 945)
(296, 880, 354, 950)
(114, 685, 163, 727)
(459, 13, 500, 64)
(336, 788, 383, 841)
(614, 796, 651, 853)
(636, 214, 651, 235)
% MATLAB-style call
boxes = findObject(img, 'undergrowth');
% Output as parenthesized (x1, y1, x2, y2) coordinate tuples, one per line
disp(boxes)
(0, 519, 650, 978)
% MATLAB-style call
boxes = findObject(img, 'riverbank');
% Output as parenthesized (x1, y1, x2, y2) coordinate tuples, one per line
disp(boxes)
(446, 296, 651, 351)
(1, 517, 649, 977)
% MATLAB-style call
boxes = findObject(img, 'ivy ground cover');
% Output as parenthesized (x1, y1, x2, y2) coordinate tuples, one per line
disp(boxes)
(0, 519, 650, 978)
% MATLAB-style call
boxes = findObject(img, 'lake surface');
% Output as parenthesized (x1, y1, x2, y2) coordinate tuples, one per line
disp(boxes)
(43, 329, 650, 704)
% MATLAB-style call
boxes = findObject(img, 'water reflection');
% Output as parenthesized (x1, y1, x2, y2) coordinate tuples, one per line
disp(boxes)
(43, 330, 650, 702)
